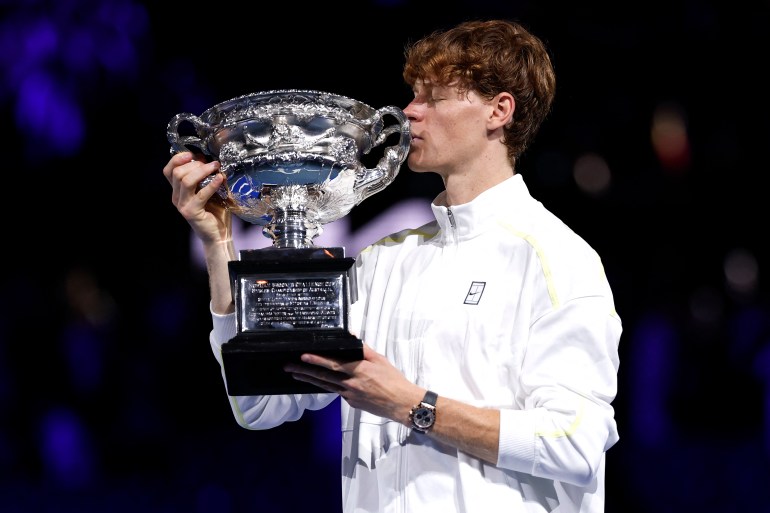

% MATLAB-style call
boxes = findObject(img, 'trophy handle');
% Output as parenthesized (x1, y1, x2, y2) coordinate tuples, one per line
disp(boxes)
(166, 112, 213, 157)
(354, 106, 411, 201)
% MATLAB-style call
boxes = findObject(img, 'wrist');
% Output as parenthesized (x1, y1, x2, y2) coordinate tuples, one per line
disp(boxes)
(409, 390, 438, 433)
(202, 237, 235, 257)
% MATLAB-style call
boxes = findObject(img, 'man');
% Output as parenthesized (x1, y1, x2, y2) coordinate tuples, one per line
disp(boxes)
(164, 19, 622, 513)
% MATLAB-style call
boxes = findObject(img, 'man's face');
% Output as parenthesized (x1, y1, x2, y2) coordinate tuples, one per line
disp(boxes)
(403, 79, 492, 176)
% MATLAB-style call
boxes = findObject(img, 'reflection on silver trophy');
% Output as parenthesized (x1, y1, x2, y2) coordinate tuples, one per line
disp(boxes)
(167, 90, 411, 395)
(167, 89, 411, 247)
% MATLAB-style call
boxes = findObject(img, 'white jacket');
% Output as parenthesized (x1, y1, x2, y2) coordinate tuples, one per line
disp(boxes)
(209, 174, 622, 512)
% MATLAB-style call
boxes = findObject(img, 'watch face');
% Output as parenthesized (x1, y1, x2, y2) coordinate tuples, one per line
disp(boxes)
(412, 406, 436, 430)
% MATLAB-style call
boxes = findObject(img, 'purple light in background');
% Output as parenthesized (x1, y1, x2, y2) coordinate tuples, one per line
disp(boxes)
(16, 71, 85, 157)
(311, 397, 342, 463)
(61, 321, 105, 395)
(0, 16, 58, 98)
(62, 27, 97, 72)
(95, 0, 146, 76)
(0, 0, 148, 160)
(39, 406, 97, 489)
(628, 311, 676, 447)
(147, 289, 190, 339)
(19, 17, 59, 66)
(754, 345, 770, 459)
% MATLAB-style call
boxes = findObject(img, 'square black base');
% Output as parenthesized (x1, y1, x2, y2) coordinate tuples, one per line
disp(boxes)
(221, 330, 363, 395)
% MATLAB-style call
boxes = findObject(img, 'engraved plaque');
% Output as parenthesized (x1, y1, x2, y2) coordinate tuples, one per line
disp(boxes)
(239, 275, 345, 331)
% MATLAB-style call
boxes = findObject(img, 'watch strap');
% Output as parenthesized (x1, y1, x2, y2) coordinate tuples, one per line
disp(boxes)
(421, 390, 438, 407)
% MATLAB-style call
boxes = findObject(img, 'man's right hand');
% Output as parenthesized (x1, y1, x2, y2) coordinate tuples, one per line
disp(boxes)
(162, 151, 232, 245)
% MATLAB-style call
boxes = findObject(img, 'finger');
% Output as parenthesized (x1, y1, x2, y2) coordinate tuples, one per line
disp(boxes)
(166, 154, 202, 207)
(178, 160, 220, 186)
(166, 153, 219, 193)
(162, 151, 194, 183)
(286, 360, 349, 383)
(288, 371, 343, 394)
(361, 343, 377, 360)
(299, 353, 346, 372)
(175, 161, 221, 203)
(195, 172, 225, 204)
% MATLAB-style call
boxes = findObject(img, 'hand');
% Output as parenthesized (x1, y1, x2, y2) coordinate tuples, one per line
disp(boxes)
(162, 151, 232, 244)
(285, 344, 420, 423)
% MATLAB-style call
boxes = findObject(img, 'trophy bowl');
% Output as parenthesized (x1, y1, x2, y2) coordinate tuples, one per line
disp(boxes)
(167, 89, 411, 248)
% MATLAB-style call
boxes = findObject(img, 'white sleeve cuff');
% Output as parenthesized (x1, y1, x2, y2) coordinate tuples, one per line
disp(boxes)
(497, 408, 539, 474)
(209, 302, 237, 350)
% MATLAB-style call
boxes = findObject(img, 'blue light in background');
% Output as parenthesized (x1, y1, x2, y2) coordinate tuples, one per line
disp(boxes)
(0, 0, 148, 162)
(39, 406, 97, 489)
(16, 71, 85, 157)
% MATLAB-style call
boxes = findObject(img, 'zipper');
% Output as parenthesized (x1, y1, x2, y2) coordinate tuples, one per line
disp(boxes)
(447, 207, 456, 229)
(446, 207, 459, 247)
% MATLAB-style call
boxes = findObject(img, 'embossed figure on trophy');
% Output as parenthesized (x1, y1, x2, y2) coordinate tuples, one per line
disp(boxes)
(265, 122, 333, 152)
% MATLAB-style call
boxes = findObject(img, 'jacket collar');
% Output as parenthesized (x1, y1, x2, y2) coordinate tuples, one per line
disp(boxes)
(430, 174, 530, 239)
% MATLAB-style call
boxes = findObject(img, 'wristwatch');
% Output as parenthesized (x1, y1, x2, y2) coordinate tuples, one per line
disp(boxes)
(409, 390, 438, 433)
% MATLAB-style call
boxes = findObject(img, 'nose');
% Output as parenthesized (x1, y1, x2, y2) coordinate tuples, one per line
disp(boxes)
(403, 100, 419, 121)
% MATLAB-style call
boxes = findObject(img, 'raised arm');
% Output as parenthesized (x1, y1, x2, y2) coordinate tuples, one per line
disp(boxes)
(162, 151, 235, 314)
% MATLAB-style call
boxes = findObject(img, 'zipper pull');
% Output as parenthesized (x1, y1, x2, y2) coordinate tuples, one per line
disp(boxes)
(447, 207, 456, 229)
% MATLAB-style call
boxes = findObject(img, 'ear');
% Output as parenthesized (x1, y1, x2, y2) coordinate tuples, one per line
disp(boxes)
(488, 92, 515, 130)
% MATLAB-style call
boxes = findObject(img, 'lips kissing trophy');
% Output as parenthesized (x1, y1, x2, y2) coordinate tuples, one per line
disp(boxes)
(167, 90, 411, 395)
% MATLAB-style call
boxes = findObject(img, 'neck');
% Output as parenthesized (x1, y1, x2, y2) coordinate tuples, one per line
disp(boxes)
(440, 158, 515, 207)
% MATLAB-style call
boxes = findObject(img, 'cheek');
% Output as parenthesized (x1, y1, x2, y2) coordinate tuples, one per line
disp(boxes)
(438, 116, 467, 141)
(445, 113, 485, 145)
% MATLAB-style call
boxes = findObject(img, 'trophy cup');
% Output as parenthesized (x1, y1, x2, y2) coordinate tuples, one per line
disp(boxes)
(167, 90, 411, 395)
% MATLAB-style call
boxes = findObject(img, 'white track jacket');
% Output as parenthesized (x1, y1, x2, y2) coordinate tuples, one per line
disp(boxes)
(209, 174, 622, 513)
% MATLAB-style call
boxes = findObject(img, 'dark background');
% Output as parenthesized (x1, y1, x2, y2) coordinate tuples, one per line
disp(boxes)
(2, 0, 769, 511)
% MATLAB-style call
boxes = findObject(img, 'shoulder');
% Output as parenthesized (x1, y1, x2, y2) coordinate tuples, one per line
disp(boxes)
(503, 197, 612, 299)
(360, 220, 439, 254)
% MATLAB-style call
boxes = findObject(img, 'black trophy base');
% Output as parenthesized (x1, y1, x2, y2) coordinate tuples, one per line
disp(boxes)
(221, 330, 363, 395)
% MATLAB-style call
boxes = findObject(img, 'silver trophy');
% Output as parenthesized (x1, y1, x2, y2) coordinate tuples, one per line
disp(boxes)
(167, 90, 411, 395)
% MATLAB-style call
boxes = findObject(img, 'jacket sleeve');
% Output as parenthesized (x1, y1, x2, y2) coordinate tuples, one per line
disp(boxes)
(497, 296, 622, 487)
(208, 305, 337, 430)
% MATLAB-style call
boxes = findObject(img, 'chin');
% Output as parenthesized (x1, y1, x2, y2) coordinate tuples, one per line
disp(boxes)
(406, 156, 429, 173)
